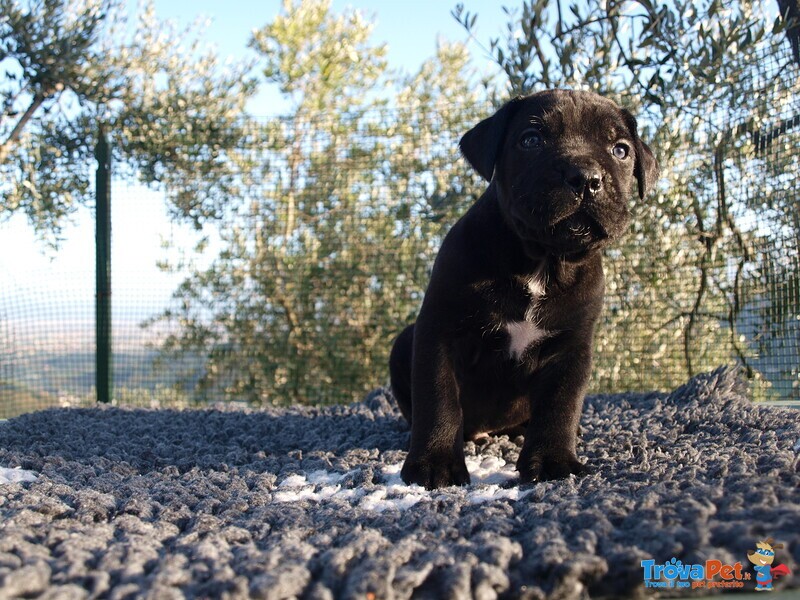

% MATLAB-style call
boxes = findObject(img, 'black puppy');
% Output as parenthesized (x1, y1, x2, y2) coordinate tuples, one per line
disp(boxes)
(389, 90, 658, 489)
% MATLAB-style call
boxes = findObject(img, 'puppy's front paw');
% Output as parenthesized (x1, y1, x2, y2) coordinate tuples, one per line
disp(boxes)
(401, 453, 470, 489)
(517, 447, 590, 484)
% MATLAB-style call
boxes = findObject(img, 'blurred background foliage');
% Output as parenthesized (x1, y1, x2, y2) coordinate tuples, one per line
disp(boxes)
(1, 0, 798, 413)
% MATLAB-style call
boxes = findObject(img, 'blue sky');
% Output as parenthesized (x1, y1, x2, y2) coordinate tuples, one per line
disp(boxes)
(0, 0, 508, 327)
(149, 0, 508, 115)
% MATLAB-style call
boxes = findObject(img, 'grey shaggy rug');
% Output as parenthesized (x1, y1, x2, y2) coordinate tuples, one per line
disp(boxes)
(0, 367, 798, 599)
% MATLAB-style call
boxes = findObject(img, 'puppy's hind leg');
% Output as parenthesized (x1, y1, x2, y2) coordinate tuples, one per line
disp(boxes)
(389, 323, 415, 425)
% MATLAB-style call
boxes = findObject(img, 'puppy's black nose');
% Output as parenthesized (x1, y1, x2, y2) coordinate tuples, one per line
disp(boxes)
(564, 164, 603, 197)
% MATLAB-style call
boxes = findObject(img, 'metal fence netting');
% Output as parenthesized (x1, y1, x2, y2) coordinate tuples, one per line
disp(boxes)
(1, 38, 798, 418)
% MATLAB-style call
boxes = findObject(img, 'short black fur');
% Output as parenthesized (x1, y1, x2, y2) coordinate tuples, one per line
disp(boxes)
(390, 90, 658, 489)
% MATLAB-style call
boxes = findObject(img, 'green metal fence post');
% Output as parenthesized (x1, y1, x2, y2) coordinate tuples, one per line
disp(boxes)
(95, 128, 112, 404)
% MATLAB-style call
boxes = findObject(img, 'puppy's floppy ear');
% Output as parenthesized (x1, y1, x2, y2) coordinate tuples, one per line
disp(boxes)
(622, 109, 659, 199)
(459, 98, 521, 182)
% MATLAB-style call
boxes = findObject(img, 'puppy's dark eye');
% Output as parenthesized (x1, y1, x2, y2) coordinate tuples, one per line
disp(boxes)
(519, 129, 544, 149)
(612, 143, 630, 160)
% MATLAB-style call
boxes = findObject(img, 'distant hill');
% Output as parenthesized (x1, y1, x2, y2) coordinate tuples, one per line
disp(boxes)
(0, 380, 58, 419)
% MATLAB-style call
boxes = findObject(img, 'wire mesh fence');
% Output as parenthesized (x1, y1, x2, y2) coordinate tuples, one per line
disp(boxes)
(1, 38, 798, 418)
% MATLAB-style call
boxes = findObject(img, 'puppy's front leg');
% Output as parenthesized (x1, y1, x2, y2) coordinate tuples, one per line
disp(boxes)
(518, 341, 593, 483)
(401, 335, 470, 489)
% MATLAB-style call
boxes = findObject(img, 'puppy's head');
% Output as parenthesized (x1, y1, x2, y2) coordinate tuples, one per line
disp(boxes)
(460, 90, 658, 257)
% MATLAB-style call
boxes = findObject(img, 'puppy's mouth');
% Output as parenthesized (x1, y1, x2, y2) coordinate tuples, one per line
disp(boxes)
(502, 190, 618, 258)
(559, 212, 607, 241)
(509, 210, 609, 259)
(546, 210, 609, 252)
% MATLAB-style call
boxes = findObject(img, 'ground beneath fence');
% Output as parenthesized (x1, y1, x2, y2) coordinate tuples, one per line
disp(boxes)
(0, 367, 798, 599)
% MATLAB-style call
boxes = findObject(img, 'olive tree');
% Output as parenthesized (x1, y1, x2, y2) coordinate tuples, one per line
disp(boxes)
(0, 0, 254, 242)
(153, 0, 488, 405)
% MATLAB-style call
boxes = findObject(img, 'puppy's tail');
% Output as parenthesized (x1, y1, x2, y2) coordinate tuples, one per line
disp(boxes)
(389, 324, 415, 425)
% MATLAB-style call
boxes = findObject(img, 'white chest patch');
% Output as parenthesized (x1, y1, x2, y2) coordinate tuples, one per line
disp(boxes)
(505, 320, 552, 360)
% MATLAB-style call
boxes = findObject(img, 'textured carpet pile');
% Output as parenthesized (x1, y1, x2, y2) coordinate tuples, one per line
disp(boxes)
(0, 367, 798, 599)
